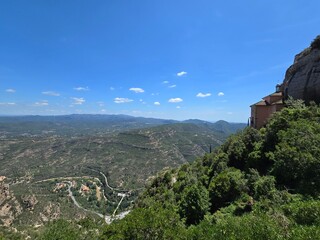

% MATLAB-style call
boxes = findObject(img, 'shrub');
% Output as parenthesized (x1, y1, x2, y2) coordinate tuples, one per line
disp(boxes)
(283, 200, 320, 225)
(208, 168, 247, 212)
(178, 184, 210, 225)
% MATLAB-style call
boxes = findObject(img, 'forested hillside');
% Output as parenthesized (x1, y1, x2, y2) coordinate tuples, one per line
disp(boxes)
(98, 100, 320, 239)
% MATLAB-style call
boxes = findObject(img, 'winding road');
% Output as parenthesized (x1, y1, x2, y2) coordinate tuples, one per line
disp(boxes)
(63, 179, 130, 224)
(64, 181, 104, 218)
(33, 170, 132, 224)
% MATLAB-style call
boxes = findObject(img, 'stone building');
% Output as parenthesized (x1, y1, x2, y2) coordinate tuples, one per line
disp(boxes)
(250, 89, 284, 129)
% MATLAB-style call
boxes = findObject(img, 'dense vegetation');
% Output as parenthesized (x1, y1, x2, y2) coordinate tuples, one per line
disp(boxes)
(99, 100, 320, 239)
(2, 102, 320, 239)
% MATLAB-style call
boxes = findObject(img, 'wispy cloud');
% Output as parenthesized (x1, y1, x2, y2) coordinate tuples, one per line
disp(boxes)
(169, 85, 176, 88)
(196, 92, 211, 98)
(71, 97, 85, 105)
(34, 100, 49, 106)
(139, 99, 146, 104)
(110, 87, 115, 91)
(168, 98, 183, 103)
(154, 102, 160, 106)
(217, 92, 225, 97)
(0, 102, 16, 105)
(5, 89, 16, 93)
(176, 106, 181, 109)
(97, 101, 104, 107)
(114, 97, 133, 104)
(162, 81, 169, 84)
(177, 71, 187, 77)
(129, 87, 144, 93)
(74, 86, 89, 91)
(42, 91, 60, 96)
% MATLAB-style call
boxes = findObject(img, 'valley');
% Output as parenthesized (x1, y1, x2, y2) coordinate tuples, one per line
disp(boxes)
(0, 115, 245, 228)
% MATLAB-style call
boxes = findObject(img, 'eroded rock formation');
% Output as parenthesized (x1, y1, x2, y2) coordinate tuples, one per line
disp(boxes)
(283, 35, 320, 103)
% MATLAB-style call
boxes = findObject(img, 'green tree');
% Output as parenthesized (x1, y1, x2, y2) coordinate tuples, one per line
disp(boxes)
(37, 219, 79, 240)
(178, 183, 210, 225)
(208, 168, 247, 212)
(100, 205, 187, 240)
(270, 119, 320, 195)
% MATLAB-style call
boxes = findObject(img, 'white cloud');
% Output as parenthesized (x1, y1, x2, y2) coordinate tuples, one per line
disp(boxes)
(169, 85, 176, 88)
(6, 89, 16, 93)
(154, 102, 160, 106)
(34, 100, 49, 106)
(0, 102, 16, 105)
(74, 86, 89, 91)
(114, 97, 133, 104)
(162, 81, 169, 84)
(110, 87, 115, 91)
(129, 87, 144, 93)
(101, 109, 106, 113)
(71, 97, 85, 105)
(42, 91, 60, 96)
(218, 92, 225, 97)
(151, 93, 159, 96)
(176, 106, 181, 109)
(168, 98, 183, 103)
(177, 71, 187, 77)
(196, 92, 211, 98)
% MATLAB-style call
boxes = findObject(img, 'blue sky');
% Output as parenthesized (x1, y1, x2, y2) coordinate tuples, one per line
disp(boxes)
(0, 0, 319, 122)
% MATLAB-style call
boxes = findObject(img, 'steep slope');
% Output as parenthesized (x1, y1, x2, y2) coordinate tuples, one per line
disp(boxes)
(99, 101, 320, 239)
(284, 35, 320, 103)
(183, 119, 246, 136)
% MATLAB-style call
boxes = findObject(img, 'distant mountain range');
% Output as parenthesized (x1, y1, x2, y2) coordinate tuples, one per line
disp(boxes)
(0, 114, 246, 137)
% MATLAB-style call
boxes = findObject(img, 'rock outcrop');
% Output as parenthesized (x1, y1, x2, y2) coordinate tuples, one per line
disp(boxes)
(0, 179, 23, 226)
(283, 35, 320, 103)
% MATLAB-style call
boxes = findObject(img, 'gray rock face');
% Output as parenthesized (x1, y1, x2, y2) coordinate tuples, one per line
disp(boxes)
(284, 47, 320, 103)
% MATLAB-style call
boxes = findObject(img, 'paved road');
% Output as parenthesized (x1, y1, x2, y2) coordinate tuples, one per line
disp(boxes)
(64, 181, 104, 218)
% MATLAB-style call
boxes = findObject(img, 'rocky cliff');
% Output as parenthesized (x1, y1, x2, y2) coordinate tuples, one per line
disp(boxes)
(283, 35, 320, 103)
(0, 178, 23, 227)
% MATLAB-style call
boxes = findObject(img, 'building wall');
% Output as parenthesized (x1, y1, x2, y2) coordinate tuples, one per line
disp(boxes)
(251, 104, 282, 129)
